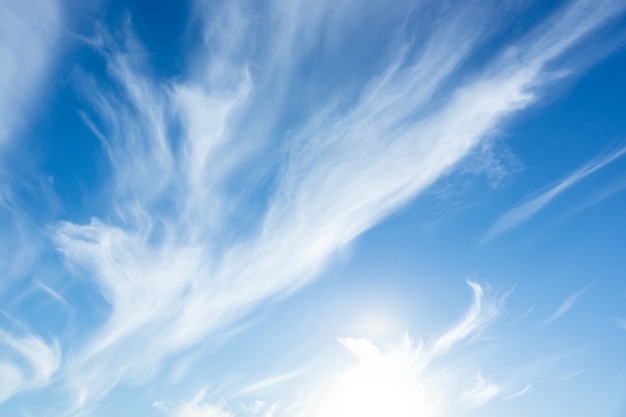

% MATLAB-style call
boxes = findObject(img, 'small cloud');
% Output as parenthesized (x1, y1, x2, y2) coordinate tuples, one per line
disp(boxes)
(430, 281, 507, 356)
(240, 400, 265, 414)
(338, 337, 381, 362)
(552, 369, 583, 384)
(35, 280, 69, 308)
(234, 368, 307, 397)
(503, 385, 532, 400)
(506, 306, 534, 326)
(540, 282, 594, 326)
(154, 389, 233, 417)
(462, 372, 500, 408)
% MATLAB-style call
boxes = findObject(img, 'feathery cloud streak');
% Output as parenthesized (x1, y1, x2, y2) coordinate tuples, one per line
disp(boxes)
(51, 0, 626, 409)
(234, 368, 308, 397)
(0, 331, 61, 403)
(541, 282, 594, 326)
(482, 146, 626, 243)
(154, 389, 233, 417)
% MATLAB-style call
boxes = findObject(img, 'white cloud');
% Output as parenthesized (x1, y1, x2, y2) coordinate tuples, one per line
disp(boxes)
(51, 0, 626, 410)
(34, 280, 69, 309)
(154, 389, 233, 417)
(461, 372, 500, 408)
(482, 146, 626, 243)
(338, 337, 382, 362)
(0, 331, 61, 403)
(234, 368, 307, 397)
(431, 281, 504, 356)
(240, 400, 266, 414)
(156, 392, 284, 417)
(503, 384, 532, 400)
(541, 282, 594, 326)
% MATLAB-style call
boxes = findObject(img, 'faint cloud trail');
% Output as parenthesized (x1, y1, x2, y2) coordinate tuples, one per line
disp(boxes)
(482, 146, 626, 244)
(552, 369, 583, 384)
(503, 385, 532, 400)
(233, 367, 309, 397)
(0, 0, 64, 405)
(541, 282, 594, 326)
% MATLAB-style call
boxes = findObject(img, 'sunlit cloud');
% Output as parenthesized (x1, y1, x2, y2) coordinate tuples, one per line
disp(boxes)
(306, 282, 508, 417)
(155, 281, 521, 417)
(46, 0, 626, 410)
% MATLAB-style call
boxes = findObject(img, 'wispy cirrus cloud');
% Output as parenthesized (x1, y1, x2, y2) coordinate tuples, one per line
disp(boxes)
(430, 281, 504, 356)
(0, 331, 61, 403)
(234, 368, 308, 398)
(552, 369, 583, 384)
(541, 282, 594, 326)
(482, 146, 626, 243)
(503, 384, 532, 400)
(155, 391, 283, 417)
(154, 389, 233, 417)
(47, 0, 626, 411)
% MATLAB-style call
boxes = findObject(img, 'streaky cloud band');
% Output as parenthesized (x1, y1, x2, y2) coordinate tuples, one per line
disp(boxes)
(41, 0, 626, 411)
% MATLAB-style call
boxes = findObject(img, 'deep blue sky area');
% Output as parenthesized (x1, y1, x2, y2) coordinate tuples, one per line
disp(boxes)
(1, 1, 626, 416)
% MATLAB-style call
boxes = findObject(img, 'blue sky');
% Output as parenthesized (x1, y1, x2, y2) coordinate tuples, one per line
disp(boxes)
(1, 0, 626, 416)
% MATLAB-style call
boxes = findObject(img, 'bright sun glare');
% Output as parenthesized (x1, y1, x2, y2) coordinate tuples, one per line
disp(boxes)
(315, 337, 435, 417)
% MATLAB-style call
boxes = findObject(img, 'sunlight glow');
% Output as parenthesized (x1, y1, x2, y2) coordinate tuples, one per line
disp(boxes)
(315, 337, 437, 417)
